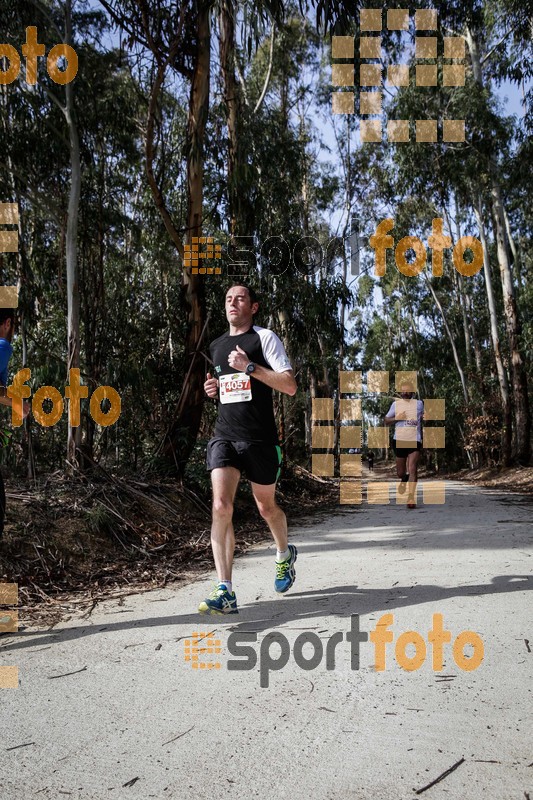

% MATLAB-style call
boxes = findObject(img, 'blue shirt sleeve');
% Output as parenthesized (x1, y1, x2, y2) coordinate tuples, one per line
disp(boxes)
(0, 338, 13, 387)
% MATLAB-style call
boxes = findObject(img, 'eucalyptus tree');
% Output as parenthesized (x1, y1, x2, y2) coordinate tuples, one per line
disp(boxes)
(442, 0, 531, 462)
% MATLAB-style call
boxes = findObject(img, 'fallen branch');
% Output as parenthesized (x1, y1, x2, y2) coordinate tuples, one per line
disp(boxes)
(414, 757, 465, 795)
(5, 741, 35, 751)
(48, 666, 87, 679)
(162, 725, 195, 746)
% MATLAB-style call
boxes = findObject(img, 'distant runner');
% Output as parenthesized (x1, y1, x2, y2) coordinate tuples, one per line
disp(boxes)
(200, 284, 298, 614)
(384, 380, 423, 509)
(367, 452, 374, 472)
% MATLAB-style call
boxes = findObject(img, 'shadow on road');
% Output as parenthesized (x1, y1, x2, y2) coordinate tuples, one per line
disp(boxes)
(2, 574, 531, 650)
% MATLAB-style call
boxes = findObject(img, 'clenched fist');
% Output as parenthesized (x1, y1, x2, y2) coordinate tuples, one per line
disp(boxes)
(204, 372, 219, 398)
(228, 344, 250, 372)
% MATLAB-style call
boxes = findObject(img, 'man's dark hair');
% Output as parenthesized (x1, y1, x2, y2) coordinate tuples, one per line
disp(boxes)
(226, 283, 259, 306)
(0, 309, 15, 327)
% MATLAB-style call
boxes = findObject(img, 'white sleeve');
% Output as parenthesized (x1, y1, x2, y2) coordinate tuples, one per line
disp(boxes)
(385, 402, 395, 419)
(256, 328, 292, 373)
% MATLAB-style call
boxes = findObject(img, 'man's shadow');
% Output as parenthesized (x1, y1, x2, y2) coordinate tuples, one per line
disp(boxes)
(224, 573, 533, 633)
(1, 574, 531, 652)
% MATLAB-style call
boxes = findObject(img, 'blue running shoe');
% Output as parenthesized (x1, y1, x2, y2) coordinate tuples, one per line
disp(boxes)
(274, 544, 298, 593)
(198, 583, 238, 615)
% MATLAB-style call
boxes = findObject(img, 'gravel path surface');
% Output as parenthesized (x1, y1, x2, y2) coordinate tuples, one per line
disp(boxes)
(1, 480, 531, 800)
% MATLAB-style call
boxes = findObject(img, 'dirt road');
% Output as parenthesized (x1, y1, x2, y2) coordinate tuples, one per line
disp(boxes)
(1, 480, 531, 799)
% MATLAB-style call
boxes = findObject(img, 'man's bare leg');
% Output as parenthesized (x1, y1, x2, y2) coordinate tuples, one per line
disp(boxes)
(210, 466, 240, 583)
(250, 481, 288, 551)
(395, 456, 408, 480)
(251, 481, 297, 593)
(406, 450, 421, 504)
(396, 455, 409, 495)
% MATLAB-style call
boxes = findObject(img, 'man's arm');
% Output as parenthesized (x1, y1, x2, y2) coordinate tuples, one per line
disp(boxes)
(227, 345, 297, 396)
(384, 402, 402, 425)
(250, 365, 297, 396)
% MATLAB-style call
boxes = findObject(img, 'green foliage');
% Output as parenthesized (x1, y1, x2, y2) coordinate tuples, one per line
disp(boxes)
(0, 0, 529, 477)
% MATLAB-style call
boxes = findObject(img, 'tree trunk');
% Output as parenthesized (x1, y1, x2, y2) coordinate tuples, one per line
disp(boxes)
(63, 0, 82, 468)
(445, 204, 474, 371)
(307, 371, 317, 442)
(473, 196, 512, 464)
(316, 332, 333, 397)
(466, 24, 531, 464)
(160, 5, 210, 476)
(424, 275, 469, 404)
(338, 115, 351, 369)
(490, 178, 530, 462)
(456, 271, 473, 369)
(219, 1, 243, 239)
(465, 290, 483, 379)
(503, 204, 521, 288)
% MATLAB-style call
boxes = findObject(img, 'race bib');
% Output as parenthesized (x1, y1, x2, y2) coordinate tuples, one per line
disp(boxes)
(219, 373, 252, 404)
(396, 427, 418, 443)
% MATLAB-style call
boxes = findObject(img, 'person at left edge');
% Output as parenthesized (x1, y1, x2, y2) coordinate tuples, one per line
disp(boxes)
(200, 284, 298, 615)
(0, 309, 30, 540)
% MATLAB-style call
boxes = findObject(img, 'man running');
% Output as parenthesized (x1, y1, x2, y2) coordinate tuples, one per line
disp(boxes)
(0, 309, 30, 539)
(384, 380, 423, 509)
(200, 284, 298, 614)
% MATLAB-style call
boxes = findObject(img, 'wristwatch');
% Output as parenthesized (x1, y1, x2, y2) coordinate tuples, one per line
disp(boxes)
(245, 362, 256, 375)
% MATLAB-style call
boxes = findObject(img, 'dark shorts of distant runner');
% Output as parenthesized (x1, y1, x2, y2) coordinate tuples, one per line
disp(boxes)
(392, 439, 423, 458)
(206, 438, 282, 485)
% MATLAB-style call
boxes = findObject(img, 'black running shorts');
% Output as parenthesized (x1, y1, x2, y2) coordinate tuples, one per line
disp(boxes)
(392, 439, 423, 458)
(206, 438, 282, 485)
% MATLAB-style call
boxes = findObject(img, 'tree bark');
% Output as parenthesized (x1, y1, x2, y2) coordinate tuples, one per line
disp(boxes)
(503, 204, 521, 287)
(424, 275, 470, 405)
(160, 5, 210, 476)
(466, 24, 531, 464)
(219, 1, 243, 239)
(473, 196, 512, 464)
(490, 178, 530, 462)
(63, 0, 82, 468)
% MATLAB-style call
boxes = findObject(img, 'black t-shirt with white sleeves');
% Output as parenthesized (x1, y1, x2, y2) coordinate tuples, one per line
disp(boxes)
(209, 325, 292, 444)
